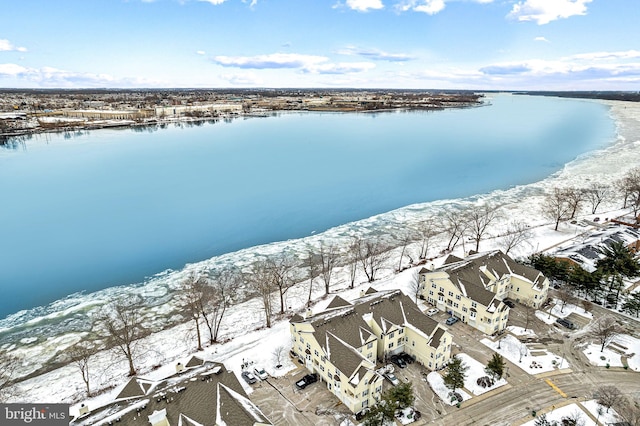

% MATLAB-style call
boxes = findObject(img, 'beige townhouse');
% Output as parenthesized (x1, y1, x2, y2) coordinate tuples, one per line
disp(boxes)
(290, 288, 452, 413)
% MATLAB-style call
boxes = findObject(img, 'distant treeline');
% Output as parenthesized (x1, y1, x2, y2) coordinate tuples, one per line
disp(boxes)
(514, 91, 640, 102)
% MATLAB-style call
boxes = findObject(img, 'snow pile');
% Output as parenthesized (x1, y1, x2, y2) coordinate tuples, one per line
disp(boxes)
(457, 353, 507, 396)
(481, 335, 568, 374)
(549, 300, 593, 319)
(425, 372, 471, 406)
(520, 403, 596, 426)
(534, 310, 557, 325)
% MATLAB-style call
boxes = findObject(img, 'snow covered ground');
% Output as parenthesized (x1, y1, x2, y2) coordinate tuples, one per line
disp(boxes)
(581, 399, 623, 425)
(549, 300, 593, 320)
(4, 99, 640, 408)
(582, 334, 640, 371)
(481, 335, 569, 374)
(520, 403, 596, 426)
(457, 353, 507, 396)
(426, 371, 472, 406)
(507, 326, 537, 337)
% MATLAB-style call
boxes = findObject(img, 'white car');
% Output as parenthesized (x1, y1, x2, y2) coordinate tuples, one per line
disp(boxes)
(427, 308, 439, 316)
(254, 367, 268, 380)
(384, 372, 400, 386)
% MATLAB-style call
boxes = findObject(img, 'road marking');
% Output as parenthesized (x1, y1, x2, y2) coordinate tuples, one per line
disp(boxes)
(545, 378, 567, 398)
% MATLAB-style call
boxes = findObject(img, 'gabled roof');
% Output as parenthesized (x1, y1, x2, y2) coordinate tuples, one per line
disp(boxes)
(326, 295, 352, 310)
(217, 383, 271, 425)
(115, 377, 157, 400)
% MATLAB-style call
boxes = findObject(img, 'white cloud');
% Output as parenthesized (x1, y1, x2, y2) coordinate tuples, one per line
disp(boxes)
(198, 0, 227, 5)
(345, 0, 384, 11)
(534, 36, 549, 42)
(213, 53, 328, 69)
(395, 0, 493, 15)
(567, 50, 640, 61)
(196, 50, 206, 55)
(337, 46, 415, 61)
(0, 39, 27, 52)
(507, 0, 592, 25)
(0, 63, 28, 76)
(219, 72, 263, 86)
(415, 0, 445, 14)
(306, 62, 376, 74)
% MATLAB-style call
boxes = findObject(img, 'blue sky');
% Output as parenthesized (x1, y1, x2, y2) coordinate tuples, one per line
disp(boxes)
(0, 0, 638, 89)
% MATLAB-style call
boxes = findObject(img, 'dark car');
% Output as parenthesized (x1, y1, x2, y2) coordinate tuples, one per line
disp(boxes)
(241, 371, 257, 384)
(390, 354, 407, 368)
(295, 373, 318, 389)
(445, 316, 459, 326)
(400, 353, 415, 364)
(503, 299, 516, 308)
(555, 318, 575, 330)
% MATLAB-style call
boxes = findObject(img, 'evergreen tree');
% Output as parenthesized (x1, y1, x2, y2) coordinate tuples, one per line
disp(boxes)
(485, 353, 507, 380)
(388, 382, 414, 409)
(596, 241, 640, 307)
(443, 355, 468, 392)
(622, 292, 640, 317)
(534, 414, 558, 426)
(363, 397, 395, 426)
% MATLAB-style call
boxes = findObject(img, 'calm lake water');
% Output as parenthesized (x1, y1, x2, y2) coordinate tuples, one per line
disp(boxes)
(0, 94, 615, 319)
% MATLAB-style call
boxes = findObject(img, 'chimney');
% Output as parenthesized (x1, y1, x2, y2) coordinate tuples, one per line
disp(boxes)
(79, 404, 89, 416)
(148, 409, 170, 426)
(176, 362, 184, 373)
(304, 308, 313, 319)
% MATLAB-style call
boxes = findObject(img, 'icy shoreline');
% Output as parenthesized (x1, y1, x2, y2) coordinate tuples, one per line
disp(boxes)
(3, 99, 640, 402)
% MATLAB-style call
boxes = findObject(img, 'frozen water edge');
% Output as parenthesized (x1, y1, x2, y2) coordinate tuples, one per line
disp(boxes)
(4, 99, 640, 403)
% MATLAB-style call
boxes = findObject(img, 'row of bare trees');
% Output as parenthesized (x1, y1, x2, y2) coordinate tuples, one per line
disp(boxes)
(542, 167, 640, 231)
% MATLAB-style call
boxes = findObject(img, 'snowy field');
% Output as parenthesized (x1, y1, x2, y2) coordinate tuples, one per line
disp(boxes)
(548, 300, 593, 320)
(582, 334, 640, 371)
(481, 335, 569, 374)
(4, 100, 640, 407)
(507, 326, 536, 337)
(457, 353, 507, 396)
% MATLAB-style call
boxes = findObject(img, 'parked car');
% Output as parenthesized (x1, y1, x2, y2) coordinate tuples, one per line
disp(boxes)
(503, 298, 516, 308)
(390, 354, 407, 368)
(555, 318, 575, 330)
(384, 372, 400, 386)
(400, 353, 415, 364)
(254, 367, 268, 380)
(427, 308, 439, 316)
(241, 371, 257, 384)
(295, 373, 318, 389)
(445, 316, 459, 326)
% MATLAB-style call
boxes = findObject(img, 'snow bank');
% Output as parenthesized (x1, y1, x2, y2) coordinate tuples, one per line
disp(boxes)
(457, 353, 507, 396)
(426, 371, 471, 406)
(481, 335, 568, 374)
(520, 403, 596, 426)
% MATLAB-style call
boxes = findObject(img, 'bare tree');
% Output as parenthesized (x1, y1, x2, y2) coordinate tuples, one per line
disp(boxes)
(501, 220, 533, 255)
(318, 242, 337, 295)
(541, 188, 572, 231)
(414, 216, 438, 259)
(585, 183, 610, 214)
(304, 248, 320, 306)
(203, 267, 240, 344)
(178, 272, 210, 351)
(589, 316, 622, 352)
(245, 260, 276, 328)
(407, 270, 423, 303)
(617, 397, 640, 426)
(594, 385, 623, 413)
(0, 349, 20, 402)
(69, 342, 98, 397)
(617, 167, 640, 212)
(272, 344, 286, 368)
(581, 300, 593, 315)
(358, 239, 392, 282)
(564, 187, 584, 219)
(265, 254, 296, 315)
(393, 229, 415, 272)
(96, 296, 146, 376)
(557, 287, 577, 313)
(345, 237, 361, 289)
(464, 204, 500, 252)
(441, 209, 467, 251)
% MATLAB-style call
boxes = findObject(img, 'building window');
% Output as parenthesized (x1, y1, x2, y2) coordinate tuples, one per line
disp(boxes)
(314, 350, 319, 357)
(328, 373, 333, 380)
(432, 282, 436, 288)
(363, 389, 369, 396)
(389, 332, 395, 338)
(448, 291, 454, 297)
(429, 290, 434, 296)
(462, 307, 468, 312)
(471, 301, 477, 308)
(456, 294, 461, 300)
(470, 311, 476, 318)
(307, 343, 311, 349)
(320, 365, 325, 372)
(399, 329, 404, 334)
(300, 337, 305, 343)
(367, 342, 374, 349)
(438, 295, 444, 302)
(516, 287, 520, 292)
(439, 287, 444, 292)
(453, 302, 459, 308)
(389, 342, 394, 348)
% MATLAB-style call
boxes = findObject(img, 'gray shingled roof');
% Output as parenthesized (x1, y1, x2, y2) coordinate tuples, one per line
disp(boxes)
(71, 362, 272, 426)
(326, 295, 352, 310)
